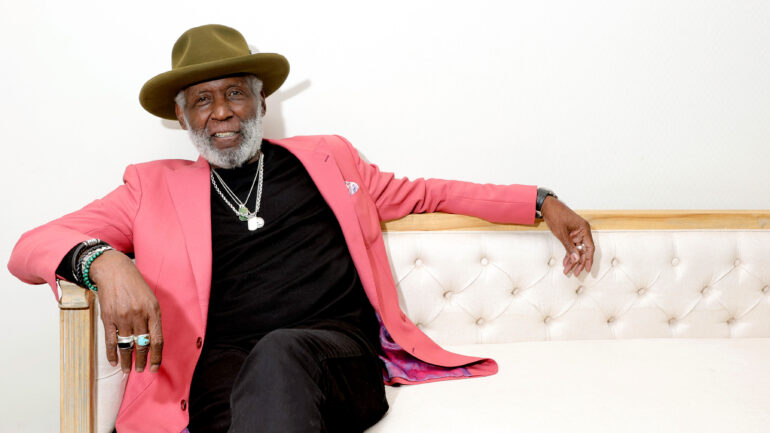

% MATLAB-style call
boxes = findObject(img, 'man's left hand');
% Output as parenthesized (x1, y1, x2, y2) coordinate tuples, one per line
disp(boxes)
(541, 197, 594, 276)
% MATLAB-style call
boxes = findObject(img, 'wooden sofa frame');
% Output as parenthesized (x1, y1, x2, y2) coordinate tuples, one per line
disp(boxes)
(58, 210, 769, 432)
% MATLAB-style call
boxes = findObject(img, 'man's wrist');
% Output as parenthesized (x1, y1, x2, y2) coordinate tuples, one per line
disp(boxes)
(80, 246, 115, 292)
(88, 249, 123, 286)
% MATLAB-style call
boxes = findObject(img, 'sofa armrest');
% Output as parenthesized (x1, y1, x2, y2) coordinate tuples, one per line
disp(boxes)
(59, 280, 96, 433)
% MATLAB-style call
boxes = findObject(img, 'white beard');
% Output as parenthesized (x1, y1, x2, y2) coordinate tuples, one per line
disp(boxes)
(187, 111, 263, 169)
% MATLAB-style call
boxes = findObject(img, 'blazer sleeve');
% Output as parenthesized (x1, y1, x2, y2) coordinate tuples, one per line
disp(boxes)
(7, 164, 143, 299)
(335, 135, 538, 224)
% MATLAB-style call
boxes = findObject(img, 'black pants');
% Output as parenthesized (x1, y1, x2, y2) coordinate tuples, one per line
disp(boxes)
(188, 328, 389, 433)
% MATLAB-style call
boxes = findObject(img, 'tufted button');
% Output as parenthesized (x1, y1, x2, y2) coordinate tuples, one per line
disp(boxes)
(415, 322, 423, 328)
(671, 257, 680, 266)
(414, 258, 423, 267)
(606, 316, 615, 324)
(726, 317, 735, 325)
(480, 257, 489, 266)
(575, 286, 584, 295)
(734, 259, 741, 266)
(180, 399, 187, 411)
(196, 337, 202, 349)
(510, 287, 520, 296)
(443, 291, 452, 299)
(668, 318, 677, 326)
(611, 258, 619, 267)
(543, 316, 552, 324)
(700, 286, 709, 295)
(637, 287, 647, 296)
(475, 318, 485, 326)
(547, 257, 557, 267)
(762, 286, 769, 293)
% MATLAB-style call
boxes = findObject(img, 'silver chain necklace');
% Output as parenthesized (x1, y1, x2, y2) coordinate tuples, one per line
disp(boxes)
(210, 152, 265, 231)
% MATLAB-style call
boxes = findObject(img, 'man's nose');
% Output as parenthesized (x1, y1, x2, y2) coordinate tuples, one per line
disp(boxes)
(211, 97, 233, 120)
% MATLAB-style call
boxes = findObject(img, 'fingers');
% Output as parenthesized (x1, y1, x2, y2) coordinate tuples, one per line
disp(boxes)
(106, 316, 159, 374)
(116, 324, 134, 374)
(562, 246, 580, 276)
(582, 228, 596, 273)
(104, 323, 119, 367)
(147, 305, 164, 373)
(132, 317, 150, 373)
(565, 226, 595, 276)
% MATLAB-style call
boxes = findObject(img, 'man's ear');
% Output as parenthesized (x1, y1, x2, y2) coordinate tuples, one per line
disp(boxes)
(174, 103, 188, 130)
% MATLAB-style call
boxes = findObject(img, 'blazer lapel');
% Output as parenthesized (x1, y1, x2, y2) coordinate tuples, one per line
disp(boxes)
(166, 156, 213, 325)
(270, 138, 370, 272)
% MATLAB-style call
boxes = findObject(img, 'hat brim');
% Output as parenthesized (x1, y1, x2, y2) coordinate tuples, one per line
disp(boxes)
(139, 52, 289, 120)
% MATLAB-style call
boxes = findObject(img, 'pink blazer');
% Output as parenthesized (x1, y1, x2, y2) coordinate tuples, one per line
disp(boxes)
(8, 135, 536, 432)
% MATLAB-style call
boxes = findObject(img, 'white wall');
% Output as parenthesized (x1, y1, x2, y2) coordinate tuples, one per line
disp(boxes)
(1, 1, 769, 431)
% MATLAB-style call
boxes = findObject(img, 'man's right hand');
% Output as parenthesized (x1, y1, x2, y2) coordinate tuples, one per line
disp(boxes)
(89, 250, 163, 373)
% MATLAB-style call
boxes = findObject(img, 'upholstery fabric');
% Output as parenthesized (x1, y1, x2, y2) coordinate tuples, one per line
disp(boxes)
(384, 230, 770, 344)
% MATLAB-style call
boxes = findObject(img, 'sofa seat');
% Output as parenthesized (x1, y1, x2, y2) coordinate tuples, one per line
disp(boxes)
(368, 338, 770, 433)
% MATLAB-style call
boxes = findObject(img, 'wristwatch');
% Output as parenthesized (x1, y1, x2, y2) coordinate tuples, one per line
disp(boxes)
(535, 187, 557, 219)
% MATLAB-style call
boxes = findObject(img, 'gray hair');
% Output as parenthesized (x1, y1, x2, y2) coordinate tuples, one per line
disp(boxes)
(174, 74, 263, 120)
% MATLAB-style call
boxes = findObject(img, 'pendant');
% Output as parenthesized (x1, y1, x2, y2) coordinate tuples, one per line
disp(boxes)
(247, 216, 265, 231)
(238, 204, 251, 221)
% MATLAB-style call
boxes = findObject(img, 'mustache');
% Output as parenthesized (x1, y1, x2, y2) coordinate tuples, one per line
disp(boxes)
(187, 115, 264, 169)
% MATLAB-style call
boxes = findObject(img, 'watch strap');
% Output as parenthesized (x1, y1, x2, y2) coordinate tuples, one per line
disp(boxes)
(535, 188, 557, 219)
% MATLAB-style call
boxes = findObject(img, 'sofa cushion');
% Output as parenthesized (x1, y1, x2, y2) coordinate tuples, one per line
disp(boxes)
(367, 338, 770, 433)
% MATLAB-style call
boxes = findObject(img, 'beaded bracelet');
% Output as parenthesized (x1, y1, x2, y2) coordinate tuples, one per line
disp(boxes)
(71, 239, 104, 285)
(80, 245, 114, 292)
(76, 244, 109, 284)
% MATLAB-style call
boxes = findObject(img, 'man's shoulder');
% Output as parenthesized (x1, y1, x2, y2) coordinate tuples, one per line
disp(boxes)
(269, 135, 356, 156)
(127, 158, 199, 172)
(120, 158, 202, 184)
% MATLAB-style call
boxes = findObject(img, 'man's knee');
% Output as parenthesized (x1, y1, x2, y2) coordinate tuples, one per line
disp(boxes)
(246, 329, 321, 379)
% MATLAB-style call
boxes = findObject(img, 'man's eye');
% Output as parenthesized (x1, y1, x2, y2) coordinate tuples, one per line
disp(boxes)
(197, 96, 208, 103)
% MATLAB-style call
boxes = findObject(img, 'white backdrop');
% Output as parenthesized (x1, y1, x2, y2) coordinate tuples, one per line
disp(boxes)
(1, 1, 769, 431)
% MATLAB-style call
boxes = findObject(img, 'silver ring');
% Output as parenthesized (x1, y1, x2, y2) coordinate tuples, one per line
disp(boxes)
(117, 333, 134, 343)
(117, 333, 135, 350)
(576, 244, 585, 251)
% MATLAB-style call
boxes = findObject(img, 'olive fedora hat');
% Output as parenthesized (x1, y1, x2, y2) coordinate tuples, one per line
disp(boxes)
(139, 24, 289, 120)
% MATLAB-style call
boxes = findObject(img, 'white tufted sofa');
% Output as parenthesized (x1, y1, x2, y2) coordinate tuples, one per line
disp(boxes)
(59, 211, 770, 433)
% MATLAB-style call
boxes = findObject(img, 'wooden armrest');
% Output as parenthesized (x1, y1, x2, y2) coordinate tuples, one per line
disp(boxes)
(59, 280, 96, 433)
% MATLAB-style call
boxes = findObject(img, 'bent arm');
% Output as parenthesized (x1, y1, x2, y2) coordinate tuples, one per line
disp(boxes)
(7, 164, 142, 298)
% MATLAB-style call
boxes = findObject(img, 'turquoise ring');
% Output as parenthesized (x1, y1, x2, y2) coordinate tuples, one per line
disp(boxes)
(135, 334, 151, 347)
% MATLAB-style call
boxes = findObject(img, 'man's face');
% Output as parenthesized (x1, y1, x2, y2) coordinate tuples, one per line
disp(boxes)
(175, 75, 266, 168)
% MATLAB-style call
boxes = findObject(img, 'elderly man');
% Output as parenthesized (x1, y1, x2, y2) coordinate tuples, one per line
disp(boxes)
(8, 24, 594, 433)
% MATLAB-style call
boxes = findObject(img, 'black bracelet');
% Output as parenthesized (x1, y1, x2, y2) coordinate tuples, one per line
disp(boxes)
(71, 239, 106, 284)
